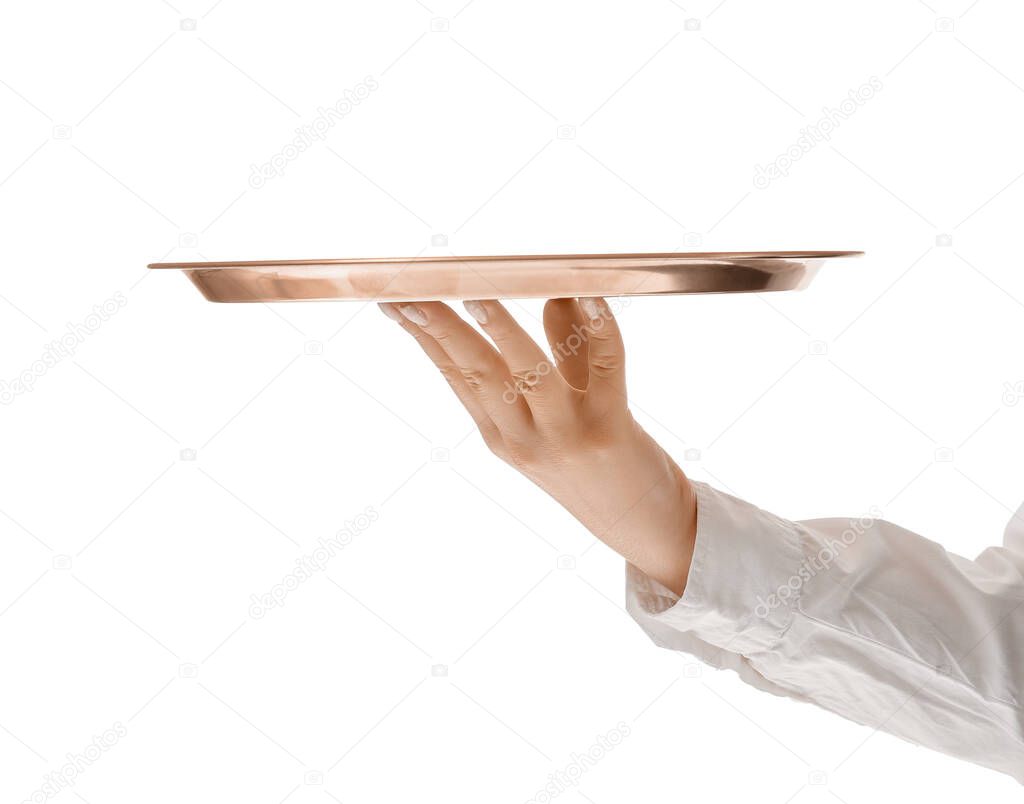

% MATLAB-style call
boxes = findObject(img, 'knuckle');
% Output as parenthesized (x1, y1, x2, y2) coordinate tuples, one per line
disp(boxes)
(578, 415, 629, 451)
(505, 447, 535, 471)
(458, 366, 489, 391)
(589, 353, 623, 377)
(438, 366, 461, 387)
(580, 428, 619, 452)
(501, 436, 542, 471)
(430, 327, 454, 345)
(509, 370, 543, 395)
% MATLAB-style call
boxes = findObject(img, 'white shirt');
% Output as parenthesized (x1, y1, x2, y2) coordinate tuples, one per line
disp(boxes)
(626, 481, 1024, 782)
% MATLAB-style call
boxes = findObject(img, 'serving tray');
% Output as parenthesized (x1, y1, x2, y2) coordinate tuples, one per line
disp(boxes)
(148, 251, 860, 302)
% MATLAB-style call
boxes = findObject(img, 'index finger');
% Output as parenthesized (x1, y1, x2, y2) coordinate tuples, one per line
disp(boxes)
(396, 301, 534, 435)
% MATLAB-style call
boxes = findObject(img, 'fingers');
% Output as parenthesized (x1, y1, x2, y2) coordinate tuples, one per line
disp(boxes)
(576, 297, 627, 411)
(378, 303, 502, 444)
(382, 296, 627, 431)
(386, 301, 533, 435)
(542, 298, 589, 390)
(463, 300, 565, 405)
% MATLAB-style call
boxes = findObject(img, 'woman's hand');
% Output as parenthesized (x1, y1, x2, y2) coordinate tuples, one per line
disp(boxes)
(379, 297, 697, 595)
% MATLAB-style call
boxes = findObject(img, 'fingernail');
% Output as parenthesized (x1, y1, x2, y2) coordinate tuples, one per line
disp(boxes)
(397, 304, 428, 326)
(378, 302, 404, 322)
(463, 300, 488, 324)
(579, 297, 604, 321)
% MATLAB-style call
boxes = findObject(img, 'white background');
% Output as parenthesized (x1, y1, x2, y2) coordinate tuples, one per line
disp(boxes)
(2, 0, 1023, 801)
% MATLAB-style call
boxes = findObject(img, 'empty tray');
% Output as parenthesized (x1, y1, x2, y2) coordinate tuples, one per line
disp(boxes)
(148, 251, 860, 302)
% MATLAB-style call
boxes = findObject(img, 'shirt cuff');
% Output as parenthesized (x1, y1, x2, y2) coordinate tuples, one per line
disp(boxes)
(626, 480, 806, 656)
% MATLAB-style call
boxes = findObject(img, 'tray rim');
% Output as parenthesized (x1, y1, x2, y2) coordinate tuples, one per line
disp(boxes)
(148, 250, 863, 270)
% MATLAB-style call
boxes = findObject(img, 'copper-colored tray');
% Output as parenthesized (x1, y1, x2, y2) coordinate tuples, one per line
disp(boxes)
(148, 251, 861, 302)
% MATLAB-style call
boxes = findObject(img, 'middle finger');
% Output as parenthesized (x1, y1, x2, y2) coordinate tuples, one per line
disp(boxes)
(462, 299, 567, 408)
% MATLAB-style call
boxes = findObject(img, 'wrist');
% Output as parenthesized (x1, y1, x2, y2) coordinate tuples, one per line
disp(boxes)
(665, 469, 698, 595)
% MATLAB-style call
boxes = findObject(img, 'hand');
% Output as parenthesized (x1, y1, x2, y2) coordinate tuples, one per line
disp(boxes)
(379, 297, 697, 595)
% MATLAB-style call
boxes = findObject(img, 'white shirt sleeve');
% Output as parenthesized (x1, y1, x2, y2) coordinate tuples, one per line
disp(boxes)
(625, 481, 1024, 782)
